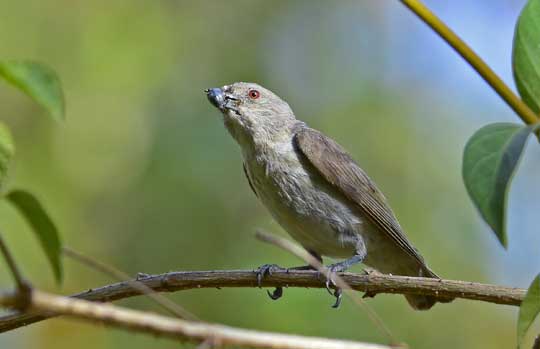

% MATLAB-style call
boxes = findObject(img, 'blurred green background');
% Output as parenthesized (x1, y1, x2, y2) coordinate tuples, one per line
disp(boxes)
(1, 0, 539, 348)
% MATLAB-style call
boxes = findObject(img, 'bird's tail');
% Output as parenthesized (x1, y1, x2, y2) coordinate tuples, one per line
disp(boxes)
(404, 266, 453, 311)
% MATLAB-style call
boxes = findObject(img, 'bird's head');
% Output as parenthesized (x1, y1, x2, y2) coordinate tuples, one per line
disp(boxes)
(205, 82, 296, 146)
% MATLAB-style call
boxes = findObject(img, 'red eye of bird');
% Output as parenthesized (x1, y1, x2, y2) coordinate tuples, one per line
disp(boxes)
(248, 89, 260, 99)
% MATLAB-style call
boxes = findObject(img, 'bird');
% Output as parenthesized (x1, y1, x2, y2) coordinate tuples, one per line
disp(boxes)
(205, 82, 451, 310)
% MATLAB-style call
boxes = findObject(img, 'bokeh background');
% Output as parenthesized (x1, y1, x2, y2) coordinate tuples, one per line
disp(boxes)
(0, 1, 539, 348)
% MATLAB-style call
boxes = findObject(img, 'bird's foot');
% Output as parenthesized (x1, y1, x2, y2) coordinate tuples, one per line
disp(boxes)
(323, 262, 350, 308)
(331, 288, 343, 308)
(255, 264, 285, 301)
(323, 262, 349, 294)
(255, 264, 284, 286)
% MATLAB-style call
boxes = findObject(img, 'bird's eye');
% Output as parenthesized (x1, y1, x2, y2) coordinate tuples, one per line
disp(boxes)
(248, 89, 260, 99)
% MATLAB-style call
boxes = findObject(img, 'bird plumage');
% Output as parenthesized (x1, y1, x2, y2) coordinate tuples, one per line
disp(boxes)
(207, 82, 451, 310)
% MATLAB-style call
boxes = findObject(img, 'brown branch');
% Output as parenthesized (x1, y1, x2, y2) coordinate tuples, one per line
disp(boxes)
(62, 246, 197, 321)
(0, 289, 390, 349)
(0, 269, 525, 333)
(255, 230, 397, 344)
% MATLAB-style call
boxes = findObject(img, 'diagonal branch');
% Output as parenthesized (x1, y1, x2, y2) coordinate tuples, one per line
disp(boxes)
(0, 289, 390, 349)
(399, 0, 539, 125)
(0, 269, 525, 333)
(0, 232, 27, 291)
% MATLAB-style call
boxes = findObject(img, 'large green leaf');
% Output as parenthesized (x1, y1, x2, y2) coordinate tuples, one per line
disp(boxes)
(513, 0, 540, 113)
(462, 123, 538, 247)
(6, 189, 63, 284)
(0, 122, 15, 188)
(518, 274, 540, 348)
(0, 61, 65, 122)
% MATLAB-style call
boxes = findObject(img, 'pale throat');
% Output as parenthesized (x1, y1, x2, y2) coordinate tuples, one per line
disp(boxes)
(227, 115, 297, 156)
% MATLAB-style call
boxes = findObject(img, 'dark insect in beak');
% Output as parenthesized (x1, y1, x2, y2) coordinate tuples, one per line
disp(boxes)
(205, 88, 226, 110)
(205, 87, 240, 115)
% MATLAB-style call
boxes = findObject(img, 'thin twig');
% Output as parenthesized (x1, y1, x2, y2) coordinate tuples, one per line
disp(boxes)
(399, 0, 539, 125)
(0, 233, 28, 293)
(62, 246, 197, 321)
(0, 289, 391, 349)
(255, 230, 399, 346)
(0, 269, 525, 333)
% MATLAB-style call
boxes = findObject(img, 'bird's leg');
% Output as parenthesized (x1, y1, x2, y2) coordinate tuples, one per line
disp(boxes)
(325, 247, 366, 308)
(256, 250, 322, 301)
(286, 265, 317, 271)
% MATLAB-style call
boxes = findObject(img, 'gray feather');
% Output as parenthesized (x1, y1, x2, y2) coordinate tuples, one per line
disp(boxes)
(293, 127, 437, 278)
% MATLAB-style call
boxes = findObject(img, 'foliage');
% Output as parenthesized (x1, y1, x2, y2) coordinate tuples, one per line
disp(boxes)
(461, 0, 540, 248)
(0, 0, 540, 348)
(462, 123, 538, 247)
(6, 190, 63, 283)
(0, 61, 65, 122)
(460, 0, 540, 345)
(518, 274, 540, 348)
(0, 61, 64, 284)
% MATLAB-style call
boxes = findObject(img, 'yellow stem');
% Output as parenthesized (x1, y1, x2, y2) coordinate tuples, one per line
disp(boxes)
(399, 0, 539, 125)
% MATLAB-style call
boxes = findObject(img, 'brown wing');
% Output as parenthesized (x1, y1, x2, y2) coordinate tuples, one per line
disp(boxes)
(294, 127, 431, 272)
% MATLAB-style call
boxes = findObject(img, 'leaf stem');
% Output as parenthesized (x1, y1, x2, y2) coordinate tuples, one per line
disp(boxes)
(399, 0, 539, 125)
(0, 233, 26, 291)
(0, 233, 31, 309)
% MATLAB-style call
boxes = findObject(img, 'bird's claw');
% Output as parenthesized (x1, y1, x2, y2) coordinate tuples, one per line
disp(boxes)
(324, 265, 340, 294)
(255, 264, 284, 301)
(324, 265, 344, 308)
(325, 275, 336, 295)
(331, 288, 343, 308)
(255, 264, 282, 287)
(267, 287, 283, 300)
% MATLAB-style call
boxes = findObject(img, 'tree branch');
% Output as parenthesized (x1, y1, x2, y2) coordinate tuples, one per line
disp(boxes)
(255, 230, 396, 343)
(0, 289, 390, 349)
(0, 269, 525, 333)
(62, 246, 197, 321)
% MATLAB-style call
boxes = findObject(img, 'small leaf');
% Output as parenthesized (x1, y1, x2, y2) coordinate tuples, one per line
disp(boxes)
(462, 123, 538, 247)
(0, 122, 15, 188)
(518, 274, 540, 348)
(0, 61, 65, 121)
(6, 189, 63, 284)
(513, 0, 540, 113)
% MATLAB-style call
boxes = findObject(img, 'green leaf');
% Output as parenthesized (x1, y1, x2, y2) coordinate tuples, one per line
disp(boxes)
(462, 123, 538, 247)
(0, 61, 65, 121)
(0, 122, 15, 188)
(6, 189, 63, 284)
(518, 274, 540, 348)
(513, 0, 540, 113)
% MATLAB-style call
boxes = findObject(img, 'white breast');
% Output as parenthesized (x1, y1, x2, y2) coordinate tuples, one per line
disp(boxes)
(242, 139, 366, 258)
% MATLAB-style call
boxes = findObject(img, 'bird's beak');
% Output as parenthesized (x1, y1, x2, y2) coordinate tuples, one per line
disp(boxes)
(205, 86, 240, 114)
(205, 87, 226, 110)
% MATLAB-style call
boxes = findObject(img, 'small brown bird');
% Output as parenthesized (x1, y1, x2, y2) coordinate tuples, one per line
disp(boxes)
(206, 82, 451, 310)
